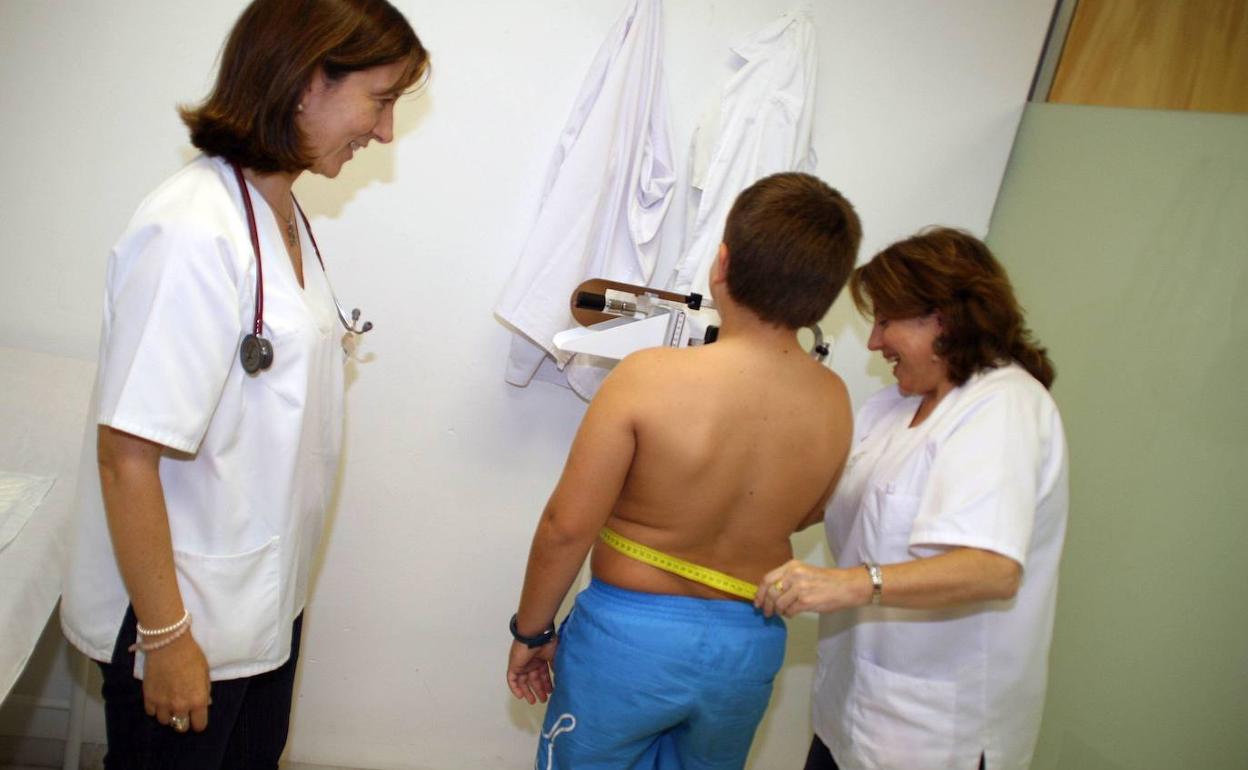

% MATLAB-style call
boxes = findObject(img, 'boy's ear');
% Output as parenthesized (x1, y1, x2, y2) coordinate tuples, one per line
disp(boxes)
(710, 243, 730, 286)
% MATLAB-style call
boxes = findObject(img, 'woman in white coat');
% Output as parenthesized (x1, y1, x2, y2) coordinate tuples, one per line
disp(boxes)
(757, 228, 1069, 770)
(60, 1, 427, 766)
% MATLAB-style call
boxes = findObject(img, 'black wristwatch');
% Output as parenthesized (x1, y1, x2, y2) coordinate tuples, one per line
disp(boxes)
(510, 613, 556, 648)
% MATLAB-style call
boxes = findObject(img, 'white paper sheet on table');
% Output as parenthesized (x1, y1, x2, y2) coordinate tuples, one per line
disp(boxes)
(0, 471, 55, 553)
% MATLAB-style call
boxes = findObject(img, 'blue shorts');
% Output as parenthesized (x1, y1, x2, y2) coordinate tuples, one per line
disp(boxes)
(536, 579, 786, 770)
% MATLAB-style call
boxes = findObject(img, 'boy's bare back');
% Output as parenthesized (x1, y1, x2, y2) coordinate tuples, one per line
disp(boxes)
(509, 172, 862, 713)
(590, 337, 852, 599)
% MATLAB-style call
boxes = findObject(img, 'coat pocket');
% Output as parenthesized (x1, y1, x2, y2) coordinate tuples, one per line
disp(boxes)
(163, 536, 282, 673)
(850, 655, 957, 768)
(863, 489, 922, 562)
(251, 327, 309, 410)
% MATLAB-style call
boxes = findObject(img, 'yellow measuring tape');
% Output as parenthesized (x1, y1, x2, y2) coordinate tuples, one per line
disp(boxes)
(598, 527, 758, 600)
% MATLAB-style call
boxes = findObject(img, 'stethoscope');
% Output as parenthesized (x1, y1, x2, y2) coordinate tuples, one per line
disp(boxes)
(231, 161, 372, 374)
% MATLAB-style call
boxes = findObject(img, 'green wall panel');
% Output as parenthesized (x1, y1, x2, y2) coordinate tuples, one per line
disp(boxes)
(987, 103, 1248, 769)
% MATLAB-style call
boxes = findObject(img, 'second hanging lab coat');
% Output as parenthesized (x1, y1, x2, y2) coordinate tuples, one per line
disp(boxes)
(495, 0, 675, 398)
(669, 7, 819, 297)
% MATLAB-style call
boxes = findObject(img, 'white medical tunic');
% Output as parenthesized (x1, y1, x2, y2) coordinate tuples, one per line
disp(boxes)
(61, 155, 345, 680)
(815, 363, 1068, 770)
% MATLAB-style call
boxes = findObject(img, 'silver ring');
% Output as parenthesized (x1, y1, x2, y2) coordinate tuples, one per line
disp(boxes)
(170, 714, 189, 732)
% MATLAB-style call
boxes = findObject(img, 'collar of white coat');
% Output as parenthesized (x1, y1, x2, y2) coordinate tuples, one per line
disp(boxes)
(729, 5, 815, 62)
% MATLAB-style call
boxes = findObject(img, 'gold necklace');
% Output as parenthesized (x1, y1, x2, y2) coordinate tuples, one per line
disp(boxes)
(281, 208, 298, 249)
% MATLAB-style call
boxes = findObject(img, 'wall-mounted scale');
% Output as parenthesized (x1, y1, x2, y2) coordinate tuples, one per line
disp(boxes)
(552, 278, 830, 363)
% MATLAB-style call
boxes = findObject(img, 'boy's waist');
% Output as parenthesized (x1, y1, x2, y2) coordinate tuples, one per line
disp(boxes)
(594, 526, 771, 601)
(580, 577, 782, 628)
(568, 578, 786, 679)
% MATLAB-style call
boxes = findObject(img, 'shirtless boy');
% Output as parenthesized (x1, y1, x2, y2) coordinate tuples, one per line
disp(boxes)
(506, 172, 861, 770)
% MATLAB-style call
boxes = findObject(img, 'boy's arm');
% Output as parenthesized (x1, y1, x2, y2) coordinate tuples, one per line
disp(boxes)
(514, 365, 640, 633)
(506, 358, 646, 702)
(796, 446, 846, 530)
(797, 381, 852, 531)
(796, 477, 838, 531)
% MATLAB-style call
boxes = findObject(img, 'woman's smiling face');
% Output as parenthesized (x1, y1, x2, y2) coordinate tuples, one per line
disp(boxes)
(297, 61, 408, 178)
(867, 312, 949, 399)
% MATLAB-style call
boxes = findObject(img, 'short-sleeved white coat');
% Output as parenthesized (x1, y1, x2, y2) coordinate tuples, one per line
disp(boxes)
(815, 363, 1069, 770)
(61, 155, 345, 680)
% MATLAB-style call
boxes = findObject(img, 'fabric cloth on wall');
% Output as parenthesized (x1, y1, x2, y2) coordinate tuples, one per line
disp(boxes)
(668, 7, 819, 297)
(0, 471, 54, 553)
(495, 0, 675, 399)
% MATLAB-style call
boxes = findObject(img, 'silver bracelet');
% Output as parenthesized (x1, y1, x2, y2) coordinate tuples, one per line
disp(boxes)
(863, 563, 883, 605)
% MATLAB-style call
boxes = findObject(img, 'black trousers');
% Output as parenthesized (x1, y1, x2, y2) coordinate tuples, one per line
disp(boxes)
(805, 734, 986, 770)
(98, 606, 303, 770)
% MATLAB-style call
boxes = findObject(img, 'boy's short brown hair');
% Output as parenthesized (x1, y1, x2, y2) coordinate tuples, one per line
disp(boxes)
(722, 172, 861, 329)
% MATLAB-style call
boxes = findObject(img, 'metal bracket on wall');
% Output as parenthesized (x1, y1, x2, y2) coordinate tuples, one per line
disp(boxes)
(1030, 0, 1079, 102)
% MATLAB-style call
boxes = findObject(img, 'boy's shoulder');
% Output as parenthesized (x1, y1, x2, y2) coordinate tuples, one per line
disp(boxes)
(597, 347, 713, 407)
(609, 343, 848, 405)
(611, 345, 702, 383)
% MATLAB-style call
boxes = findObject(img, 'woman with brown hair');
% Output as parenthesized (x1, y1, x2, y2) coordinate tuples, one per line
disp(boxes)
(756, 228, 1069, 770)
(60, 1, 427, 766)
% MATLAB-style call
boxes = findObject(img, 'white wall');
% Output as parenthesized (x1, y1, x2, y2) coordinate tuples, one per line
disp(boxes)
(0, 1, 1054, 767)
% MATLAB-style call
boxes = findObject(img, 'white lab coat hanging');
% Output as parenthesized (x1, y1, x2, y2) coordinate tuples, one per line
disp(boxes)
(494, 0, 675, 398)
(669, 8, 819, 297)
